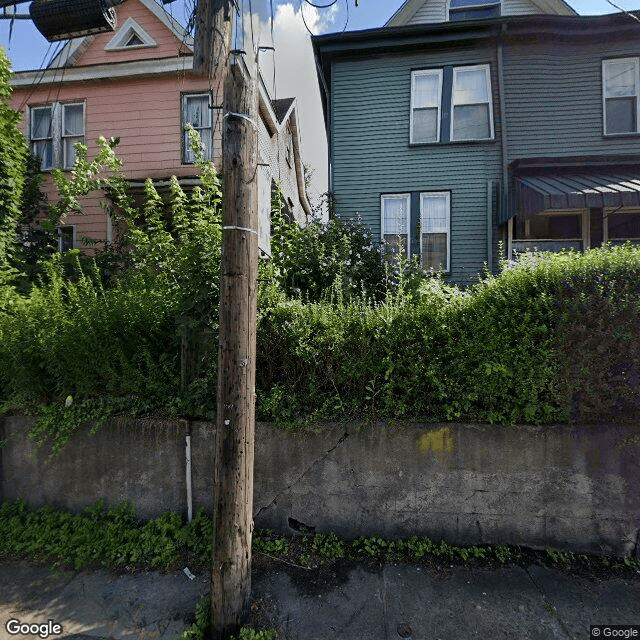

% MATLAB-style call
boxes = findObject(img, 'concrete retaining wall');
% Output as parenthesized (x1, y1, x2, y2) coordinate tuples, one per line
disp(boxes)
(1, 417, 638, 556)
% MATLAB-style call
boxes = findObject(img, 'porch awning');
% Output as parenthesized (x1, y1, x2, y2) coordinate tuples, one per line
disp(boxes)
(516, 173, 640, 219)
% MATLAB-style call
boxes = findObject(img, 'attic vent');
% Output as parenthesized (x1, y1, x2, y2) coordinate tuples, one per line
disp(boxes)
(30, 0, 117, 42)
(105, 16, 157, 50)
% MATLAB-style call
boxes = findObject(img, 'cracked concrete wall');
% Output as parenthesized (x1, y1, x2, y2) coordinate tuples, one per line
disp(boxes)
(1, 417, 638, 555)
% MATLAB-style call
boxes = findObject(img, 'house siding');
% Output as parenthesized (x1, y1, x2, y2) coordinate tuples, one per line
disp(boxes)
(408, 2, 447, 24)
(502, 0, 542, 15)
(331, 46, 502, 284)
(503, 39, 640, 161)
(75, 0, 189, 66)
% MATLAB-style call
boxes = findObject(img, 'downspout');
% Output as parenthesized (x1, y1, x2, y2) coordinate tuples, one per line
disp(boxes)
(180, 336, 193, 523)
(497, 24, 511, 261)
(181, 418, 193, 523)
(314, 51, 333, 207)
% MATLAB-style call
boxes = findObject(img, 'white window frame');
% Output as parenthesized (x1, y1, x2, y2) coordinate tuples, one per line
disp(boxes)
(381, 193, 411, 257)
(104, 17, 157, 50)
(61, 102, 85, 169)
(451, 64, 494, 142)
(181, 93, 213, 163)
(29, 101, 85, 171)
(420, 191, 451, 272)
(410, 69, 443, 144)
(602, 57, 640, 136)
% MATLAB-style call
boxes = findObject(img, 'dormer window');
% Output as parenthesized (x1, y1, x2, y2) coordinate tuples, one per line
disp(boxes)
(448, 0, 500, 21)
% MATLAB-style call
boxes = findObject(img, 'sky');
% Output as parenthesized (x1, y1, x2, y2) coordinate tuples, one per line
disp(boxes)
(1, 0, 640, 204)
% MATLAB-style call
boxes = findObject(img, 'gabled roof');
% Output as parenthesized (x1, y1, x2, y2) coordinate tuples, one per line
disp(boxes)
(49, 0, 193, 68)
(272, 98, 295, 125)
(257, 79, 311, 218)
(385, 0, 576, 26)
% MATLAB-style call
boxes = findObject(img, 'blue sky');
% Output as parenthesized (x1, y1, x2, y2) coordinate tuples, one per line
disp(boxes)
(1, 0, 639, 202)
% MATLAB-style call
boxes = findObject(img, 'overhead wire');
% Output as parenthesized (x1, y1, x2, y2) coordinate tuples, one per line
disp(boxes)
(603, 0, 640, 22)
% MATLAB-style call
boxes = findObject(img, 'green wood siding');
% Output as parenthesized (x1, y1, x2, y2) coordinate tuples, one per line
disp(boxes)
(503, 40, 640, 161)
(331, 47, 502, 284)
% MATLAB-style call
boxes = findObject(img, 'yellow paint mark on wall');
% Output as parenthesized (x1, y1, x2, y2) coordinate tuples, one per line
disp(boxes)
(418, 427, 454, 454)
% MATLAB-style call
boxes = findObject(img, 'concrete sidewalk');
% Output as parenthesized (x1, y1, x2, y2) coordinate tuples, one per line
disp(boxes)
(0, 559, 639, 640)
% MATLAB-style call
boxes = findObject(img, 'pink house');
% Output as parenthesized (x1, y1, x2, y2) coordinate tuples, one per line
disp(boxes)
(9, 0, 311, 254)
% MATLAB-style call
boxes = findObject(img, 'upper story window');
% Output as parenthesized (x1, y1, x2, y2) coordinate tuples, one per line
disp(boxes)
(603, 58, 639, 135)
(182, 93, 213, 163)
(410, 64, 493, 144)
(452, 65, 493, 141)
(29, 102, 85, 171)
(410, 70, 442, 144)
(448, 0, 500, 21)
(105, 17, 157, 51)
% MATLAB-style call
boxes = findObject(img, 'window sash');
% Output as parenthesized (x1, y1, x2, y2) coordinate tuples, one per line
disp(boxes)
(62, 103, 85, 168)
(603, 58, 640, 135)
(381, 194, 410, 257)
(57, 225, 75, 252)
(420, 192, 450, 272)
(410, 70, 442, 143)
(183, 94, 213, 163)
(451, 65, 493, 141)
(30, 106, 53, 170)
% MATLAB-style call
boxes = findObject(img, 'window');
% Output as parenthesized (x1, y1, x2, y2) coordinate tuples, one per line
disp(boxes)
(29, 102, 85, 170)
(30, 106, 53, 170)
(410, 64, 493, 144)
(603, 58, 640, 135)
(182, 93, 213, 163)
(381, 194, 410, 258)
(448, 0, 500, 21)
(105, 17, 157, 50)
(411, 70, 442, 144)
(451, 65, 493, 141)
(57, 225, 75, 252)
(420, 192, 450, 271)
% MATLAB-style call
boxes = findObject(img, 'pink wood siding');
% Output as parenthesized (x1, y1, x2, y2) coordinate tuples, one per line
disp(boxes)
(10, 68, 223, 245)
(76, 0, 190, 66)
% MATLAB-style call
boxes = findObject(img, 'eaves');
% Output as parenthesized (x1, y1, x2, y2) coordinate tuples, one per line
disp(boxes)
(11, 56, 196, 87)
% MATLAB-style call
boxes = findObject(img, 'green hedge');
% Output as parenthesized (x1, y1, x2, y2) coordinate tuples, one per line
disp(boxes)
(257, 245, 640, 425)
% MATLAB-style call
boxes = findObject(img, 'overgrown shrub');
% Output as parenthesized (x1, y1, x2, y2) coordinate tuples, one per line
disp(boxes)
(0, 48, 28, 271)
(257, 246, 640, 425)
(2, 122, 640, 444)
(270, 201, 427, 302)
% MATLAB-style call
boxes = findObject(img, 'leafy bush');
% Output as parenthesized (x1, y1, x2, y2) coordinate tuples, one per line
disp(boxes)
(270, 200, 427, 302)
(257, 245, 640, 425)
(0, 136, 223, 449)
(0, 49, 28, 271)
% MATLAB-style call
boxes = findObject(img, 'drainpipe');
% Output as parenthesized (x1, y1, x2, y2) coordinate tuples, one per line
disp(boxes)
(497, 25, 510, 260)
(181, 418, 193, 523)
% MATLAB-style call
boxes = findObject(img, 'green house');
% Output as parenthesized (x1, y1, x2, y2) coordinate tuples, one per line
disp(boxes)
(312, 0, 640, 285)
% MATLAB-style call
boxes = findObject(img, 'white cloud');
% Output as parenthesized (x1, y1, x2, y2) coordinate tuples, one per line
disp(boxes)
(258, 2, 332, 212)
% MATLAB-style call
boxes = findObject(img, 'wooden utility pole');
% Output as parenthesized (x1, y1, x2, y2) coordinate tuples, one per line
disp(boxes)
(194, 2, 260, 638)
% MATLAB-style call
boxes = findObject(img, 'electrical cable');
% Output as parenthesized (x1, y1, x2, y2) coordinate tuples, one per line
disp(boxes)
(302, 0, 339, 8)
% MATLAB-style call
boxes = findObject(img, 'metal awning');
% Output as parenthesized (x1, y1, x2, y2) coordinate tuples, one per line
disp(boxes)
(516, 173, 640, 219)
